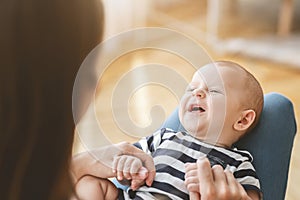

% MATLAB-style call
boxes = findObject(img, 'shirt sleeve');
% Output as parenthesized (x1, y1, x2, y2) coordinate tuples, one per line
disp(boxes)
(233, 160, 262, 197)
(133, 128, 166, 155)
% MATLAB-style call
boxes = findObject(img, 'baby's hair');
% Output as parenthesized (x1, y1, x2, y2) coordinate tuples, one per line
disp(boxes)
(215, 61, 264, 131)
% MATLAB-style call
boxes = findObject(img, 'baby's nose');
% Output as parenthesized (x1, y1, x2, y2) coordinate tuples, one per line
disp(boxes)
(192, 88, 206, 98)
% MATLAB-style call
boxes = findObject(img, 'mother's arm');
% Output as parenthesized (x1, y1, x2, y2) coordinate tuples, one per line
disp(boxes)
(70, 142, 156, 186)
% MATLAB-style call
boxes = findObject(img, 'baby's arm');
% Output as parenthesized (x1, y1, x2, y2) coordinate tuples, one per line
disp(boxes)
(113, 155, 149, 190)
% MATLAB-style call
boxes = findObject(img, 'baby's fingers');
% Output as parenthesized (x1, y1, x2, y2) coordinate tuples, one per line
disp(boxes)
(113, 156, 127, 180)
(184, 176, 200, 192)
(184, 162, 197, 172)
(129, 157, 143, 174)
(123, 156, 143, 180)
(113, 155, 144, 181)
(185, 164, 198, 179)
(185, 162, 200, 192)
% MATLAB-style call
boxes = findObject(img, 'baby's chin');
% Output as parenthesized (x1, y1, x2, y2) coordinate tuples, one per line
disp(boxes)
(184, 127, 207, 139)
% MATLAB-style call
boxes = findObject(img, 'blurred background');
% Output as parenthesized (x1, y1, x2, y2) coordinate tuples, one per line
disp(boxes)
(73, 0, 300, 199)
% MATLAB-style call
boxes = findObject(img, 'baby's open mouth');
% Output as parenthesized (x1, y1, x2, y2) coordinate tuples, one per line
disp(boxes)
(190, 104, 206, 112)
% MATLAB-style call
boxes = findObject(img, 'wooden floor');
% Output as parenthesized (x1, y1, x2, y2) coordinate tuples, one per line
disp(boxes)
(74, 1, 300, 199)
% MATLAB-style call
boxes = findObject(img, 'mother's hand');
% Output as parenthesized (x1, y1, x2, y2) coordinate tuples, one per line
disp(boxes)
(185, 158, 254, 200)
(70, 142, 155, 187)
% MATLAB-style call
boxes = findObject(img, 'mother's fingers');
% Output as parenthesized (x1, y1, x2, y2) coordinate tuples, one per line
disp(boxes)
(224, 169, 239, 197)
(212, 165, 228, 188)
(227, 170, 251, 200)
(143, 155, 156, 186)
(212, 165, 227, 180)
(212, 166, 250, 200)
(196, 158, 249, 200)
(196, 158, 216, 197)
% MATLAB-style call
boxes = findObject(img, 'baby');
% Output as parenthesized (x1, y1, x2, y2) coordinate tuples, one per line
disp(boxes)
(75, 61, 263, 200)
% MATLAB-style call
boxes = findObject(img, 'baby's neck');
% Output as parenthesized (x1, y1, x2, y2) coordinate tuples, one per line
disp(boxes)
(214, 141, 232, 149)
(187, 129, 237, 149)
(188, 134, 233, 149)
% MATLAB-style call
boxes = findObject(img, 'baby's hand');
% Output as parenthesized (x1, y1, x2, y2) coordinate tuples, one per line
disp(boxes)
(113, 155, 148, 190)
(184, 162, 200, 193)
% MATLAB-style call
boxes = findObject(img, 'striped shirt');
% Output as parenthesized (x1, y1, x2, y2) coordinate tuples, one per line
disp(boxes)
(124, 128, 261, 200)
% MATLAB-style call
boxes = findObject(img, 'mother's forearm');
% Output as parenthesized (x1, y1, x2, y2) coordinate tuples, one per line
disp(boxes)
(70, 144, 122, 183)
(70, 142, 155, 186)
(71, 152, 114, 184)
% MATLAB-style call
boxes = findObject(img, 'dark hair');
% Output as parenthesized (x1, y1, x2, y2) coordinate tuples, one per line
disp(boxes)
(0, 1, 103, 199)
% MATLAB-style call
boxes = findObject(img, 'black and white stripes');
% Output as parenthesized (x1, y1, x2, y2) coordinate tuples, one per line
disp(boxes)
(129, 128, 261, 200)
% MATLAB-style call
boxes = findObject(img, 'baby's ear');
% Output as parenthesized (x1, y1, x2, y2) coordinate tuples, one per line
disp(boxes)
(233, 109, 256, 132)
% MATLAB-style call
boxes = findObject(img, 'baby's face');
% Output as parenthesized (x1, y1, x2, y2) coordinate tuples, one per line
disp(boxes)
(179, 63, 247, 141)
